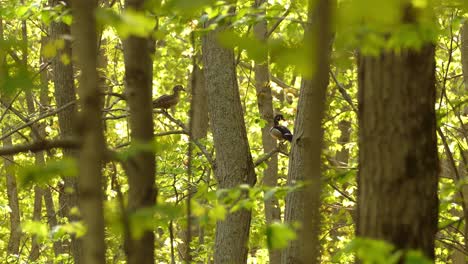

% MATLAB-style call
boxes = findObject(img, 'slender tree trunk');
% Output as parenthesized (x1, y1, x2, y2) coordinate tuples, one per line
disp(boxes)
(0, 17, 22, 258)
(71, 0, 106, 263)
(49, 0, 81, 261)
(253, 1, 281, 263)
(356, 6, 439, 260)
(282, 0, 332, 263)
(122, 0, 157, 263)
(202, 6, 257, 263)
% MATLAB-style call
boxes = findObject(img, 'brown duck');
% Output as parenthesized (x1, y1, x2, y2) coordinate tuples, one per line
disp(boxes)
(152, 85, 185, 110)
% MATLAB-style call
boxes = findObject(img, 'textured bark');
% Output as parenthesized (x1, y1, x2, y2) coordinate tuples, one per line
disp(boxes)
(202, 7, 257, 264)
(191, 63, 209, 140)
(282, 1, 332, 263)
(71, 0, 106, 263)
(49, 0, 81, 261)
(253, 0, 281, 263)
(456, 20, 468, 263)
(122, 0, 157, 263)
(356, 16, 439, 260)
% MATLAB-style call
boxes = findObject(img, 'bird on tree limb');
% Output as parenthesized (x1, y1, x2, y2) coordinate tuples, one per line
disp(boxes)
(153, 85, 185, 110)
(269, 114, 293, 142)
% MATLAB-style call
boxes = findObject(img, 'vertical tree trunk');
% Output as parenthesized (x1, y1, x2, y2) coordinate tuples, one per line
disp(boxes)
(282, 0, 332, 263)
(71, 0, 106, 263)
(356, 6, 439, 259)
(191, 63, 209, 140)
(252, 1, 281, 263)
(202, 6, 257, 264)
(453, 20, 468, 263)
(49, 0, 81, 261)
(0, 17, 22, 258)
(122, 0, 157, 263)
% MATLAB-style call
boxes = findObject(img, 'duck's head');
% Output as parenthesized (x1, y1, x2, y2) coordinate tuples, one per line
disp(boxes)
(173, 85, 185, 93)
(274, 114, 285, 122)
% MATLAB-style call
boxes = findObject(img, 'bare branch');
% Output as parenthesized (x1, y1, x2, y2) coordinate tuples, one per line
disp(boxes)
(266, 7, 291, 38)
(0, 101, 76, 141)
(329, 70, 357, 113)
(0, 138, 79, 156)
(254, 147, 279, 167)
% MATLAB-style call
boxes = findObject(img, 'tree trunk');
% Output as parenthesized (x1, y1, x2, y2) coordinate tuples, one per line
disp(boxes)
(71, 0, 106, 263)
(356, 8, 439, 260)
(122, 0, 157, 263)
(191, 63, 209, 140)
(202, 7, 257, 264)
(454, 20, 468, 263)
(253, 1, 281, 263)
(0, 17, 22, 258)
(282, 0, 332, 263)
(49, 0, 81, 261)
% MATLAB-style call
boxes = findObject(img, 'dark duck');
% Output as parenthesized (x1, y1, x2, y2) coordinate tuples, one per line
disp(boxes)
(153, 85, 185, 110)
(269, 114, 293, 142)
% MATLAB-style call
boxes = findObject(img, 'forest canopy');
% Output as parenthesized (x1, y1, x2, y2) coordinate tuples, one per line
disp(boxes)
(0, 0, 467, 263)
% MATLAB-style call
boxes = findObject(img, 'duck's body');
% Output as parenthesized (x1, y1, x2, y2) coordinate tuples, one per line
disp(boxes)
(153, 85, 185, 109)
(269, 114, 293, 142)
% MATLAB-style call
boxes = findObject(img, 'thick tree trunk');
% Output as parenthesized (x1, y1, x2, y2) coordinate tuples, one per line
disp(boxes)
(282, 1, 332, 263)
(49, 0, 81, 261)
(122, 0, 157, 263)
(253, 1, 281, 263)
(356, 13, 439, 259)
(71, 0, 106, 263)
(454, 20, 468, 263)
(202, 7, 257, 264)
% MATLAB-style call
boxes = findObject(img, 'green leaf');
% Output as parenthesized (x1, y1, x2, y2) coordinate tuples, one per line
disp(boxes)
(266, 222, 297, 249)
(18, 158, 77, 187)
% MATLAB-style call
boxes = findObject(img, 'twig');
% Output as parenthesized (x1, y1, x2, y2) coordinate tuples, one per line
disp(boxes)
(330, 70, 357, 113)
(266, 6, 291, 38)
(0, 101, 76, 141)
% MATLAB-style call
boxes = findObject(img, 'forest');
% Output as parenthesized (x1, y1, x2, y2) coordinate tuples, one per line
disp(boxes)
(0, 0, 467, 263)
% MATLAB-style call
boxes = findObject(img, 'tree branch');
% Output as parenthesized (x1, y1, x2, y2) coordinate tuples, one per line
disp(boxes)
(0, 101, 76, 141)
(0, 138, 79, 156)
(254, 147, 279, 167)
(330, 70, 357, 113)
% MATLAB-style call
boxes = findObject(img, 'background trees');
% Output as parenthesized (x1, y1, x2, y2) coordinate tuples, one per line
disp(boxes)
(0, 0, 466, 263)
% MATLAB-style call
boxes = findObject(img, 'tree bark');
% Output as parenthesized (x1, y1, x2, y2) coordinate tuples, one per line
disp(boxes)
(49, 0, 81, 261)
(71, 0, 107, 263)
(253, 0, 281, 263)
(191, 62, 209, 140)
(356, 7, 439, 259)
(0, 17, 22, 258)
(282, 0, 332, 263)
(122, 0, 157, 263)
(202, 7, 257, 264)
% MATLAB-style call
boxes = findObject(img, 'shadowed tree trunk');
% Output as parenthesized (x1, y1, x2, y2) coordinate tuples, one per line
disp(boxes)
(71, 0, 106, 263)
(202, 6, 257, 264)
(122, 0, 157, 263)
(253, 0, 281, 263)
(452, 20, 468, 264)
(191, 62, 208, 140)
(356, 5, 439, 260)
(282, 0, 332, 263)
(49, 0, 81, 261)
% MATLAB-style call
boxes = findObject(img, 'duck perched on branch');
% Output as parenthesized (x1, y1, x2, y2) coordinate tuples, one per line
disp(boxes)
(153, 85, 185, 110)
(269, 114, 293, 142)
